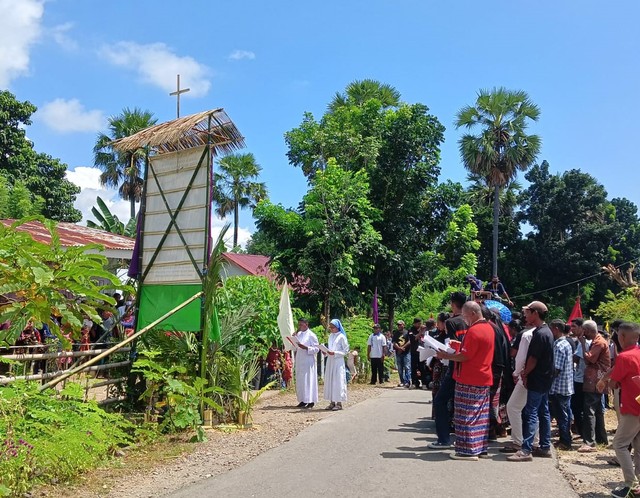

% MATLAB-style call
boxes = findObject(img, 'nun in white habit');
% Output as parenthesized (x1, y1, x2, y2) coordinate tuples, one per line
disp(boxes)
(323, 318, 350, 410)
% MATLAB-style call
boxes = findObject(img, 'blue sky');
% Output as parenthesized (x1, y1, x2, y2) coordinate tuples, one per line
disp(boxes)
(2, 0, 639, 246)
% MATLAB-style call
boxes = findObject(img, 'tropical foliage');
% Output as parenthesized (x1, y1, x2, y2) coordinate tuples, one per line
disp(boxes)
(93, 108, 157, 220)
(0, 219, 125, 346)
(0, 381, 134, 496)
(0, 91, 81, 222)
(212, 152, 267, 248)
(456, 87, 541, 277)
(86, 196, 136, 237)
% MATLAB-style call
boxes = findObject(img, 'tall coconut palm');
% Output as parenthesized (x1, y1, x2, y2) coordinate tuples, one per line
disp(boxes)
(213, 153, 267, 248)
(456, 87, 541, 277)
(93, 108, 157, 219)
(328, 79, 401, 112)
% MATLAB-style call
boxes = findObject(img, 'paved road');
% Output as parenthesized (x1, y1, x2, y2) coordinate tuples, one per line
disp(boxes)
(170, 387, 578, 498)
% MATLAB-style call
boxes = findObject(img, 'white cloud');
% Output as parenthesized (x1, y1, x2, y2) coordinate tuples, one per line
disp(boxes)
(212, 216, 253, 249)
(66, 167, 132, 224)
(49, 22, 78, 51)
(100, 41, 211, 97)
(0, 0, 44, 87)
(38, 98, 106, 133)
(228, 49, 255, 61)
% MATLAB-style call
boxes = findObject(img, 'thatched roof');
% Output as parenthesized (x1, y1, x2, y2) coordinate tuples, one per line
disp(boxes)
(111, 108, 245, 155)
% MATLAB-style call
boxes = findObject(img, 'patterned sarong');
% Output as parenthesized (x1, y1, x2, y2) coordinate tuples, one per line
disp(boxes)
(454, 382, 490, 456)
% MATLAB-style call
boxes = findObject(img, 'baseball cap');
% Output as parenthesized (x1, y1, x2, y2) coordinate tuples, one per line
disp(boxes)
(523, 301, 548, 313)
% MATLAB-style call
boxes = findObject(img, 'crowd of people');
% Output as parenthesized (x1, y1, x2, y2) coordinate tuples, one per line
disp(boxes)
(284, 287, 640, 498)
(1, 292, 136, 375)
(412, 291, 640, 498)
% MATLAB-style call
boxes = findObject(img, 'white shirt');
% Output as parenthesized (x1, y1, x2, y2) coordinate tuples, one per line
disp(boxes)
(514, 328, 534, 383)
(367, 333, 387, 358)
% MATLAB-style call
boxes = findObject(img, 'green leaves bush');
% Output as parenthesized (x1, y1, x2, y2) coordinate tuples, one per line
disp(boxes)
(0, 381, 134, 496)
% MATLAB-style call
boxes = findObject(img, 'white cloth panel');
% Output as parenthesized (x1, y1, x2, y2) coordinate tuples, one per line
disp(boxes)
(142, 146, 209, 284)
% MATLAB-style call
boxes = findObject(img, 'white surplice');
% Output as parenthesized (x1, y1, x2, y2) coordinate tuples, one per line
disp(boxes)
(323, 332, 349, 403)
(295, 329, 319, 403)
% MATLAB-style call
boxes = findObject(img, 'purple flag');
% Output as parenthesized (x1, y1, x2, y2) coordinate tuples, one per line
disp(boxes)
(372, 287, 379, 324)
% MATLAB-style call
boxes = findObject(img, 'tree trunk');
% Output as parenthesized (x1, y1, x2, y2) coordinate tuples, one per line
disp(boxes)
(130, 189, 136, 221)
(323, 292, 330, 329)
(492, 184, 500, 277)
(233, 200, 239, 248)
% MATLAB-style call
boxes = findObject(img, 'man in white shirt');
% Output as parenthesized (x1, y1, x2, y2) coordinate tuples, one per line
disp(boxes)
(367, 324, 388, 385)
(294, 318, 319, 409)
(501, 326, 539, 453)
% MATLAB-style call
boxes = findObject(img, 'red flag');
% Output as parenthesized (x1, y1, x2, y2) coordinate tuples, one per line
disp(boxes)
(567, 296, 583, 323)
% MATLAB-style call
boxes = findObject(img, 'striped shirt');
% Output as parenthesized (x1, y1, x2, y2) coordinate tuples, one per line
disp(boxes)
(550, 337, 574, 396)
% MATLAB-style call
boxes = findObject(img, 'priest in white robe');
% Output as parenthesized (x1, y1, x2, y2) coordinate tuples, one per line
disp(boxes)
(295, 318, 319, 409)
(324, 319, 349, 410)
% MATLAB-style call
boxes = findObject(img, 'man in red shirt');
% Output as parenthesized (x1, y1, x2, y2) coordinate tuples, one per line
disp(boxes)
(605, 322, 640, 498)
(437, 301, 494, 461)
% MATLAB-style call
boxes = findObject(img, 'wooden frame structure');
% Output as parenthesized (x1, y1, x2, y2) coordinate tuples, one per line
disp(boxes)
(112, 109, 245, 332)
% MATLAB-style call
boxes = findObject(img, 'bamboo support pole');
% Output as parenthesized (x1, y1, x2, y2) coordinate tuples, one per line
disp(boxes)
(39, 291, 203, 391)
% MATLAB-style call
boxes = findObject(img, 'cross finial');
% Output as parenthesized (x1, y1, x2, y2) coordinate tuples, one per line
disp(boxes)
(169, 74, 190, 118)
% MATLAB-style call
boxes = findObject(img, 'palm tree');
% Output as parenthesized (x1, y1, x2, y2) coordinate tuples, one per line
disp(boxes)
(213, 153, 267, 248)
(93, 108, 157, 219)
(328, 79, 401, 112)
(456, 87, 541, 277)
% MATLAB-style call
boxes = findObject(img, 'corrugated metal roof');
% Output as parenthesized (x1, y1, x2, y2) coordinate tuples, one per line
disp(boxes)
(221, 253, 273, 278)
(1, 220, 135, 250)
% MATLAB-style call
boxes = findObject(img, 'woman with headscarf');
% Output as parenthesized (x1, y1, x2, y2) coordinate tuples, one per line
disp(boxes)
(323, 319, 350, 411)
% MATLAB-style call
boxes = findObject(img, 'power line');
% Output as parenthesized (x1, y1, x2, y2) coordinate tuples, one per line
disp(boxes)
(510, 257, 640, 300)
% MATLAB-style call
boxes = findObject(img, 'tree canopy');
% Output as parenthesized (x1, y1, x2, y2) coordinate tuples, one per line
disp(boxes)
(0, 91, 81, 222)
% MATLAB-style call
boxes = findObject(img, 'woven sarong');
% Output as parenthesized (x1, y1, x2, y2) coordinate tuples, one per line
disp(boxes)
(454, 382, 490, 456)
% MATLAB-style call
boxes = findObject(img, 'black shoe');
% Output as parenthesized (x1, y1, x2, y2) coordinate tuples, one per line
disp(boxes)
(296, 402, 306, 408)
(611, 486, 635, 498)
(303, 403, 314, 409)
(532, 447, 552, 458)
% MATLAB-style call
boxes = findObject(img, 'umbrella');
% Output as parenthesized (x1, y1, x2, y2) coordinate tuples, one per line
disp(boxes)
(484, 300, 512, 323)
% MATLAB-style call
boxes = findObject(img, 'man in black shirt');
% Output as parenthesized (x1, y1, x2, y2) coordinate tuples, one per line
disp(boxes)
(428, 291, 467, 449)
(508, 301, 554, 462)
(392, 320, 410, 387)
(408, 318, 423, 389)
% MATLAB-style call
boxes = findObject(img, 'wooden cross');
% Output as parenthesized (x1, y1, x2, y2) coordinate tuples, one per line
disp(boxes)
(169, 74, 190, 118)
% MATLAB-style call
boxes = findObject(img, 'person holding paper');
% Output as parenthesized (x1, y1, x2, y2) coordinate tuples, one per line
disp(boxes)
(323, 319, 350, 410)
(436, 301, 494, 460)
(294, 318, 320, 409)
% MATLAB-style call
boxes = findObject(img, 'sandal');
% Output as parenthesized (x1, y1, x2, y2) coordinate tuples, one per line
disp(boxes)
(577, 444, 597, 453)
(325, 403, 335, 410)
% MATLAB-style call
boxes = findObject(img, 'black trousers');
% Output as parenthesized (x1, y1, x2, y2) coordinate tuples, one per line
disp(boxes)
(571, 382, 584, 437)
(370, 357, 384, 384)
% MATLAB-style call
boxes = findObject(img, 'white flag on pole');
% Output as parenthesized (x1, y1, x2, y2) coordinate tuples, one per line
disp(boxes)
(278, 280, 295, 351)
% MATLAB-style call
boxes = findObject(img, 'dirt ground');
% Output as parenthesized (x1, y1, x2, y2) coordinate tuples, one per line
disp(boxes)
(557, 409, 626, 498)
(38, 382, 386, 498)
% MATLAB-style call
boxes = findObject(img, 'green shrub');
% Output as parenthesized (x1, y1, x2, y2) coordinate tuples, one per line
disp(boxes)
(0, 381, 134, 496)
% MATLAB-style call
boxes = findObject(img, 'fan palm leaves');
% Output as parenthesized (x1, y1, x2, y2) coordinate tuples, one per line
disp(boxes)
(328, 79, 401, 112)
(456, 87, 541, 276)
(93, 108, 157, 220)
(213, 153, 267, 248)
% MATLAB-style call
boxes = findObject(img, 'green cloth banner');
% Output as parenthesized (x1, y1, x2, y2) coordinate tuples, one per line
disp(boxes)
(137, 284, 202, 332)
